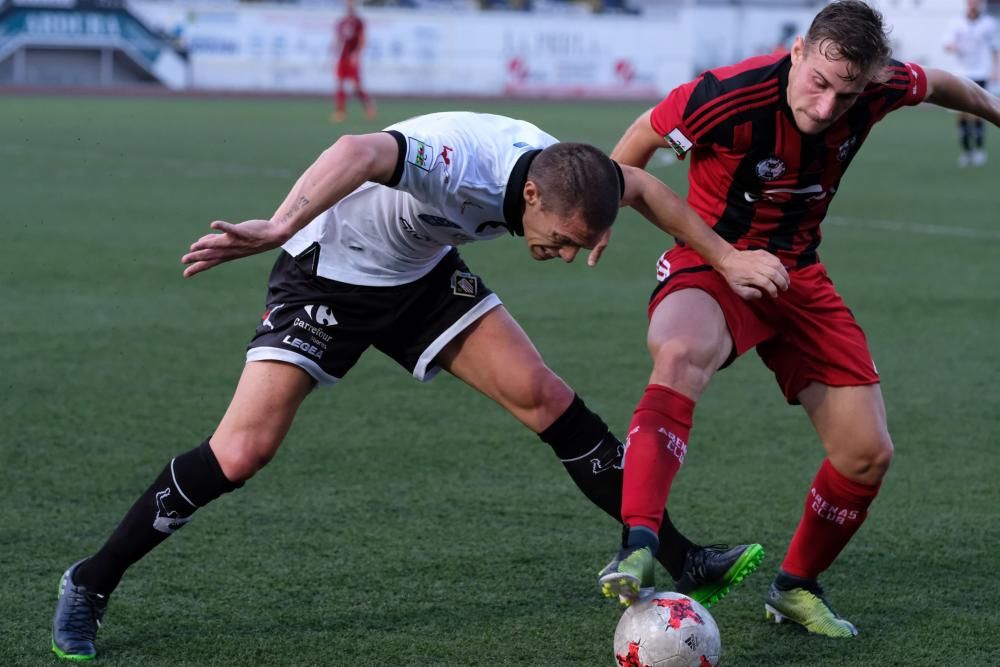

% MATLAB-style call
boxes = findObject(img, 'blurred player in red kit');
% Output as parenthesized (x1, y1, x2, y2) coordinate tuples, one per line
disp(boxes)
(597, 0, 1000, 638)
(332, 0, 375, 123)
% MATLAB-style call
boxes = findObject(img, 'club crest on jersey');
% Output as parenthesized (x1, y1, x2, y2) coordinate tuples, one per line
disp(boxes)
(450, 270, 479, 298)
(755, 156, 786, 181)
(837, 136, 858, 162)
(407, 137, 436, 171)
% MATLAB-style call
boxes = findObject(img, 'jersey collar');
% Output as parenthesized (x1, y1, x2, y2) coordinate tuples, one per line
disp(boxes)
(502, 149, 542, 237)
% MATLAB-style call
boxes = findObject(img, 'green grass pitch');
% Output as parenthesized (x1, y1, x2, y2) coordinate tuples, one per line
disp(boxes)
(2, 94, 998, 666)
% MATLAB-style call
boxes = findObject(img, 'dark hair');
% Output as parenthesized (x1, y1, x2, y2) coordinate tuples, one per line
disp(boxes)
(805, 0, 892, 80)
(527, 142, 620, 232)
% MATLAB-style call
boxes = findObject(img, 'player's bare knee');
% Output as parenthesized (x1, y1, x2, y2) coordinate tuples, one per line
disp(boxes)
(212, 432, 281, 482)
(866, 436, 894, 479)
(506, 365, 572, 431)
(839, 435, 894, 485)
(649, 339, 716, 397)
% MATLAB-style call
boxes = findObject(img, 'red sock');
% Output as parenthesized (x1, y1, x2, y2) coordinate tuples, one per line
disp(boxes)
(781, 458, 881, 579)
(621, 384, 695, 534)
(335, 89, 347, 113)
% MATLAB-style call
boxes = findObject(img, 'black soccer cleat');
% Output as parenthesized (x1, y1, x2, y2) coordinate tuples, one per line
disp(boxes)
(674, 543, 765, 608)
(52, 559, 109, 661)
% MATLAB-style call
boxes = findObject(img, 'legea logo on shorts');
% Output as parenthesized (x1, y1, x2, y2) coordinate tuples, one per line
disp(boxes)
(303, 305, 338, 326)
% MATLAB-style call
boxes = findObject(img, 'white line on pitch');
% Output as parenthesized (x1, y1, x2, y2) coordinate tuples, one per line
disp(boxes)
(826, 216, 1000, 241)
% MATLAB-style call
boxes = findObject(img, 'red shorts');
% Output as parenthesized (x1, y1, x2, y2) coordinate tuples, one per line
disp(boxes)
(649, 246, 879, 404)
(337, 58, 360, 81)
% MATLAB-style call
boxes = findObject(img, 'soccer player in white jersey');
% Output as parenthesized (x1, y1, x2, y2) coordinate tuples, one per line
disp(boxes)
(50, 112, 788, 661)
(946, 0, 999, 166)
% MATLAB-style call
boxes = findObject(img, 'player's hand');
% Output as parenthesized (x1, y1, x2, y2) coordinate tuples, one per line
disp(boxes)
(587, 227, 612, 267)
(181, 219, 287, 277)
(716, 248, 789, 300)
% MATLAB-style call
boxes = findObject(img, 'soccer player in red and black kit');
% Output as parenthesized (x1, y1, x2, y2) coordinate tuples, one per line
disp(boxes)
(598, 0, 1000, 637)
(331, 0, 375, 123)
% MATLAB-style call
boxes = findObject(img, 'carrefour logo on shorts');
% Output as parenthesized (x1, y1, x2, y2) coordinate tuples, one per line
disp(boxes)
(303, 305, 338, 327)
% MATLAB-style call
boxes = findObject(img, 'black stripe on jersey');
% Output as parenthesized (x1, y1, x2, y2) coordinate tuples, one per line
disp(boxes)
(861, 60, 913, 110)
(383, 130, 407, 187)
(689, 87, 780, 140)
(711, 57, 817, 261)
(687, 80, 779, 136)
(712, 108, 781, 243)
(765, 125, 819, 266)
(682, 57, 789, 144)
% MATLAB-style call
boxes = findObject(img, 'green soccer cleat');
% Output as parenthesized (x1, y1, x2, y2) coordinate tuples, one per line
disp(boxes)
(599, 544, 655, 606)
(764, 575, 858, 638)
(675, 543, 765, 608)
(52, 560, 108, 661)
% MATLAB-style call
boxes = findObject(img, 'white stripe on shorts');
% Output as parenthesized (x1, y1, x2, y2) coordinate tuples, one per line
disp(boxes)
(246, 347, 341, 386)
(412, 293, 503, 382)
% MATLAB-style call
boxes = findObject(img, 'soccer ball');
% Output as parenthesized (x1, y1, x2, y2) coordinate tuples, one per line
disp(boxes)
(613, 591, 721, 667)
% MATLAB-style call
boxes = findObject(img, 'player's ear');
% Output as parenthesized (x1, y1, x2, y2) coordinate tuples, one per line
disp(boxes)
(791, 36, 806, 64)
(523, 180, 540, 207)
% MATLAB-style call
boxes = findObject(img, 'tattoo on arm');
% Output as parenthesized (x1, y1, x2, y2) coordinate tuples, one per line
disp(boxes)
(283, 196, 310, 223)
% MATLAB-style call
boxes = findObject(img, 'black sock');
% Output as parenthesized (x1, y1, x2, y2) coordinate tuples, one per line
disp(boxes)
(74, 439, 241, 596)
(538, 394, 697, 580)
(774, 569, 819, 591)
(974, 119, 985, 149)
(960, 119, 972, 151)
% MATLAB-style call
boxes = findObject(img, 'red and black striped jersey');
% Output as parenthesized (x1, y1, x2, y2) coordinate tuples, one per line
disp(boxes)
(651, 54, 927, 269)
(336, 15, 364, 60)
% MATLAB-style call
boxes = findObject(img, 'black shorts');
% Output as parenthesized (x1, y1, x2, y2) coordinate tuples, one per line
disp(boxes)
(973, 79, 988, 89)
(246, 249, 501, 386)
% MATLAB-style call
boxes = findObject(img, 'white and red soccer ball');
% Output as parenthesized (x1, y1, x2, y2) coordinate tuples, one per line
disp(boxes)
(613, 592, 721, 667)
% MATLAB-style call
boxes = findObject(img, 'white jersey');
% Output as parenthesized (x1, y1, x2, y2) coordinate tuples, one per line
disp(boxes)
(281, 112, 558, 286)
(948, 13, 998, 81)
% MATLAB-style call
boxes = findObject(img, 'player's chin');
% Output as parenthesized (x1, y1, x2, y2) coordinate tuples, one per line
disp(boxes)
(801, 117, 833, 135)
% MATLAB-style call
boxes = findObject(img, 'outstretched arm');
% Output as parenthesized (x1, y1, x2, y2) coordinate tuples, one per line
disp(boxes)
(181, 132, 399, 277)
(610, 108, 667, 169)
(619, 165, 789, 300)
(924, 67, 1000, 126)
(586, 107, 678, 266)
